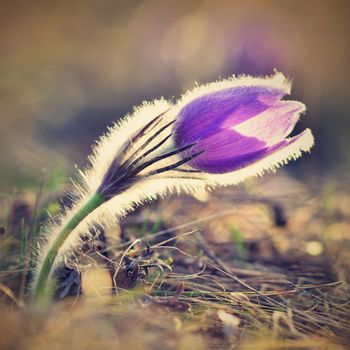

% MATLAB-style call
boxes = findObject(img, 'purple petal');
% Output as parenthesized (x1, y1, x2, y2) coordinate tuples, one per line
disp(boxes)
(187, 130, 268, 173)
(188, 129, 309, 173)
(175, 85, 288, 145)
(173, 76, 312, 174)
(178, 100, 305, 174)
(232, 101, 305, 145)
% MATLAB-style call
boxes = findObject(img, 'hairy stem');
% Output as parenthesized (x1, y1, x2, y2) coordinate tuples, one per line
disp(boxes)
(34, 193, 104, 303)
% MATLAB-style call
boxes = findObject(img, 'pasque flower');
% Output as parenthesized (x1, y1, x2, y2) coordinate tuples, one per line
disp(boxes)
(173, 72, 314, 177)
(32, 72, 314, 304)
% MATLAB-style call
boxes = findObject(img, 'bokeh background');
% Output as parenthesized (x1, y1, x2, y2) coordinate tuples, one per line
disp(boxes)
(1, 0, 349, 190)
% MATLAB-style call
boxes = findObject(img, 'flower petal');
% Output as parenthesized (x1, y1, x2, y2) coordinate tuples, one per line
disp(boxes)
(186, 130, 267, 173)
(202, 128, 315, 185)
(233, 100, 306, 145)
(175, 85, 288, 145)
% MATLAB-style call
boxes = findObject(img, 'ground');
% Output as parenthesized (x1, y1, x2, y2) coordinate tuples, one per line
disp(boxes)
(0, 172, 349, 349)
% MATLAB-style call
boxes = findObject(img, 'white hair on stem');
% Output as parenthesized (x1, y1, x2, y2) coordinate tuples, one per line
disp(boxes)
(32, 99, 174, 291)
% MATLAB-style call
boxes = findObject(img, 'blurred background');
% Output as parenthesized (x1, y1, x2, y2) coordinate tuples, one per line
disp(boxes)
(0, 0, 349, 190)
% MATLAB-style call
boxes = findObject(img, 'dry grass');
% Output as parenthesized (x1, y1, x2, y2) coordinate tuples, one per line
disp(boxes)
(0, 173, 349, 349)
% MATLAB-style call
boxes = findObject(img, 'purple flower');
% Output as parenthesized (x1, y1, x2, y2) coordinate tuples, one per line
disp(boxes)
(174, 73, 314, 174)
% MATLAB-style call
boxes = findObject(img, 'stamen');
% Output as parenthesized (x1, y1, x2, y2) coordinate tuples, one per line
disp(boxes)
(121, 120, 175, 169)
(129, 143, 197, 176)
(126, 133, 173, 170)
(120, 108, 170, 159)
(98, 110, 172, 196)
(144, 150, 205, 177)
(172, 168, 203, 173)
(99, 144, 202, 198)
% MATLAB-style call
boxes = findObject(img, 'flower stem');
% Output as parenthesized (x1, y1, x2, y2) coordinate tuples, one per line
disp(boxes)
(33, 193, 104, 304)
